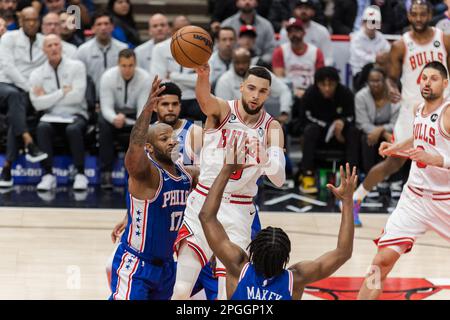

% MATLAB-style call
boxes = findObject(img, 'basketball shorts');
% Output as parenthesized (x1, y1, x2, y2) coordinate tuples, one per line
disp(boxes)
(174, 186, 257, 267)
(191, 262, 218, 300)
(374, 184, 450, 254)
(108, 243, 176, 300)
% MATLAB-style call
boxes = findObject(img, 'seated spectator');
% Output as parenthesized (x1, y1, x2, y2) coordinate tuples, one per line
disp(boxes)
(272, 18, 324, 98)
(221, 0, 276, 64)
(98, 49, 150, 189)
(355, 67, 399, 174)
(29, 34, 88, 191)
(237, 24, 269, 68)
(0, 0, 19, 30)
(349, 6, 390, 91)
(135, 13, 170, 72)
(41, 12, 77, 58)
(215, 47, 293, 117)
(75, 10, 127, 101)
(296, 66, 359, 194)
(151, 15, 205, 122)
(435, 0, 450, 34)
(41, 0, 92, 28)
(59, 12, 84, 47)
(278, 0, 333, 66)
(209, 26, 236, 87)
(0, 7, 47, 188)
(107, 0, 140, 48)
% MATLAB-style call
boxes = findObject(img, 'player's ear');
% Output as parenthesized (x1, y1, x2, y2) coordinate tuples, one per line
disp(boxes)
(240, 82, 244, 94)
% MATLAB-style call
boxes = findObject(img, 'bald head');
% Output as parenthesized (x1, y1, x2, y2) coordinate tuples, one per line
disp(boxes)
(146, 122, 178, 164)
(147, 122, 173, 144)
(149, 13, 169, 43)
(233, 48, 251, 77)
(43, 34, 62, 64)
(21, 7, 40, 37)
(172, 15, 190, 33)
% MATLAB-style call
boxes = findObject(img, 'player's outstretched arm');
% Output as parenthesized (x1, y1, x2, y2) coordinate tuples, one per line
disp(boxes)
(198, 142, 249, 277)
(386, 40, 404, 103)
(289, 164, 357, 288)
(125, 76, 165, 179)
(195, 64, 230, 123)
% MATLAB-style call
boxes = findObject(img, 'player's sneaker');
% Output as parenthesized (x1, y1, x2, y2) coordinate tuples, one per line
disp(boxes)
(25, 143, 48, 163)
(73, 174, 88, 191)
(299, 175, 318, 194)
(37, 174, 57, 191)
(0, 168, 13, 188)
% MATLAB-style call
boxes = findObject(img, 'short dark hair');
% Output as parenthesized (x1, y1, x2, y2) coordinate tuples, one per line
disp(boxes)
(158, 82, 182, 100)
(248, 227, 291, 279)
(423, 61, 448, 79)
(218, 26, 236, 38)
(314, 66, 340, 84)
(244, 66, 272, 85)
(369, 66, 387, 79)
(91, 9, 113, 25)
(409, 0, 433, 13)
(118, 48, 136, 61)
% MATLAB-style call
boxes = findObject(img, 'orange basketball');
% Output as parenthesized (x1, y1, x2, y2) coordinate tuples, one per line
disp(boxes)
(170, 26, 213, 68)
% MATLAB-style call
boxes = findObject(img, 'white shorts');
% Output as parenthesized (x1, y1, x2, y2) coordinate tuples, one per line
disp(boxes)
(174, 184, 256, 270)
(374, 184, 450, 253)
(393, 100, 415, 143)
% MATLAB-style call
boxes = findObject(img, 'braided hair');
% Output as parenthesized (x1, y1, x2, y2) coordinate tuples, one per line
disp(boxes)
(247, 226, 291, 279)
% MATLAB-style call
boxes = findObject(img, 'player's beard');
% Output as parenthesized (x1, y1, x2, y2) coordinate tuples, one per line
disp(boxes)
(421, 88, 440, 101)
(411, 22, 429, 33)
(162, 114, 178, 126)
(153, 146, 175, 165)
(242, 98, 263, 115)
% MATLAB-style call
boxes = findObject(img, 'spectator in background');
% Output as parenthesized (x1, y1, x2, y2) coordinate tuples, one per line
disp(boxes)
(0, 7, 47, 188)
(355, 67, 399, 173)
(0, 0, 19, 30)
(215, 47, 293, 116)
(209, 26, 236, 88)
(221, 0, 276, 64)
(0, 15, 7, 37)
(272, 18, 324, 98)
(436, 0, 450, 34)
(29, 34, 88, 191)
(98, 49, 150, 189)
(135, 13, 170, 72)
(59, 12, 84, 46)
(278, 0, 333, 66)
(296, 67, 359, 194)
(107, 0, 140, 48)
(41, 12, 77, 58)
(151, 15, 205, 121)
(237, 24, 269, 67)
(41, 0, 92, 28)
(75, 10, 127, 100)
(349, 5, 390, 91)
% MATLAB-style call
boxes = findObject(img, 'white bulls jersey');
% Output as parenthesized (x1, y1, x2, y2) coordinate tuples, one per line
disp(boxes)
(198, 100, 274, 196)
(401, 28, 448, 105)
(408, 101, 450, 193)
(280, 42, 319, 90)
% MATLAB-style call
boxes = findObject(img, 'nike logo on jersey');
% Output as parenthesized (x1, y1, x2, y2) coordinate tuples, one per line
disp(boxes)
(250, 211, 256, 215)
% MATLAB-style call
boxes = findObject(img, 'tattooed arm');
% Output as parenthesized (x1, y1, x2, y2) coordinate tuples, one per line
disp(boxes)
(124, 76, 165, 181)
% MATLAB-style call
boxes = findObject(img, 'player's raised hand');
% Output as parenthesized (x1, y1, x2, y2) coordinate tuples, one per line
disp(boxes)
(326, 163, 357, 201)
(195, 64, 210, 77)
(144, 76, 166, 112)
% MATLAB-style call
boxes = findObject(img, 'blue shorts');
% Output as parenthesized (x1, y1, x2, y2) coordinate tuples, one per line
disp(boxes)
(191, 262, 218, 300)
(109, 244, 176, 300)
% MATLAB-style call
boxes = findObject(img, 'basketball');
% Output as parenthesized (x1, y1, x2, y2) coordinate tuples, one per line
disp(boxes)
(170, 26, 213, 68)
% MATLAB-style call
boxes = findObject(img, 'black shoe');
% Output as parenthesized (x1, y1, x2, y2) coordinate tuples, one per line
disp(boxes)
(25, 143, 48, 163)
(0, 168, 13, 188)
(101, 172, 113, 190)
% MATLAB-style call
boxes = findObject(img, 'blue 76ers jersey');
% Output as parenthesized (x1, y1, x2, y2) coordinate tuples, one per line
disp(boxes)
(121, 156, 192, 260)
(231, 263, 293, 300)
(176, 119, 194, 165)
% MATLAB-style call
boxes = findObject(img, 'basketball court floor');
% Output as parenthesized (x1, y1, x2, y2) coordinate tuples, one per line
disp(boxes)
(1, 206, 449, 300)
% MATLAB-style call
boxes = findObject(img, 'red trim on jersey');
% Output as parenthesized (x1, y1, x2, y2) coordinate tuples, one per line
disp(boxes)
(330, 35, 350, 41)
(375, 240, 414, 253)
(215, 267, 227, 278)
(374, 236, 415, 253)
(194, 188, 253, 204)
(197, 183, 252, 198)
(408, 185, 450, 200)
(173, 222, 194, 256)
(127, 194, 134, 244)
(408, 185, 423, 197)
(205, 107, 231, 134)
(187, 241, 208, 268)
